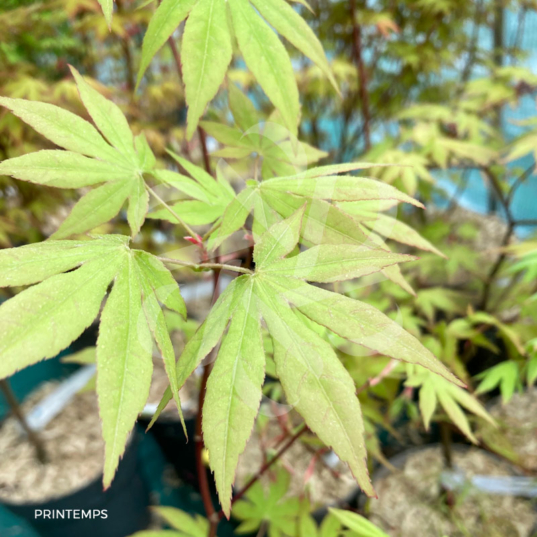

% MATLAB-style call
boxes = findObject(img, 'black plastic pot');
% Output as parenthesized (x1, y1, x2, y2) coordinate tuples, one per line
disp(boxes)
(139, 416, 198, 488)
(2, 428, 150, 537)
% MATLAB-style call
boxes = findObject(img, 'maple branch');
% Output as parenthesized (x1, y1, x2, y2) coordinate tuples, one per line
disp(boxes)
(356, 359, 399, 394)
(198, 125, 212, 176)
(216, 423, 309, 520)
(115, 0, 135, 93)
(350, 0, 371, 152)
(0, 380, 47, 464)
(507, 163, 535, 205)
(157, 256, 253, 275)
(197, 360, 219, 537)
(199, 258, 223, 537)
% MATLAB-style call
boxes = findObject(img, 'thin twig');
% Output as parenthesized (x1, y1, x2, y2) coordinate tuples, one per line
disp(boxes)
(507, 163, 535, 205)
(157, 256, 253, 275)
(350, 0, 371, 151)
(200, 258, 223, 537)
(0, 380, 47, 464)
(197, 362, 219, 537)
(217, 423, 308, 519)
(198, 126, 212, 176)
(478, 166, 520, 310)
(356, 359, 399, 394)
(514, 219, 537, 226)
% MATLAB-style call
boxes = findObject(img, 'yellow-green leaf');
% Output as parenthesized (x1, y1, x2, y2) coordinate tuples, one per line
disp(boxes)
(255, 280, 375, 497)
(228, 0, 299, 136)
(0, 97, 122, 163)
(137, 0, 198, 88)
(203, 280, 264, 517)
(183, 0, 233, 139)
(52, 180, 133, 239)
(70, 66, 136, 161)
(98, 255, 153, 487)
(0, 253, 123, 380)
(0, 150, 132, 189)
(262, 244, 415, 282)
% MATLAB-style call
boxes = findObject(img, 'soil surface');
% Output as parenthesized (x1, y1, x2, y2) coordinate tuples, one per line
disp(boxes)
(368, 445, 537, 537)
(488, 389, 537, 472)
(0, 382, 104, 503)
(235, 416, 357, 509)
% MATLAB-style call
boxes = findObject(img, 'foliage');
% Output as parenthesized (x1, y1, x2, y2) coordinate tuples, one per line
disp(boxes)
(1, 0, 537, 535)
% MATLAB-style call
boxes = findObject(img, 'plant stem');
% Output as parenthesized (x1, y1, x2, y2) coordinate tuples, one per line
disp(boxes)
(217, 423, 308, 519)
(478, 166, 516, 310)
(115, 0, 135, 93)
(350, 0, 371, 152)
(198, 262, 222, 537)
(440, 422, 453, 469)
(145, 184, 199, 238)
(197, 363, 218, 536)
(0, 380, 47, 464)
(356, 359, 398, 394)
(198, 125, 212, 176)
(157, 256, 253, 275)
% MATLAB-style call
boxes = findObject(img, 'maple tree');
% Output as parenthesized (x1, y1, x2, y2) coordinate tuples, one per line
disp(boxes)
(1, 0, 537, 536)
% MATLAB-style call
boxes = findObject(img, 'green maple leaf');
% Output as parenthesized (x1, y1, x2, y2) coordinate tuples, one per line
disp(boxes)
(232, 469, 301, 536)
(147, 150, 234, 226)
(131, 506, 210, 537)
(0, 67, 154, 238)
(137, 0, 337, 138)
(406, 366, 494, 443)
(201, 85, 328, 177)
(207, 162, 434, 295)
(329, 508, 389, 537)
(475, 361, 522, 404)
(210, 162, 424, 250)
(0, 234, 186, 487)
(97, 0, 114, 28)
(154, 207, 462, 516)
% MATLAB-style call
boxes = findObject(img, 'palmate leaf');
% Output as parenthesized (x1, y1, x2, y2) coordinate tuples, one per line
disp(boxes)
(137, 0, 336, 137)
(474, 361, 522, 405)
(158, 208, 461, 516)
(147, 150, 235, 226)
(0, 235, 186, 487)
(218, 162, 425, 246)
(208, 163, 432, 293)
(131, 507, 209, 537)
(232, 469, 300, 536)
(407, 367, 493, 443)
(0, 68, 154, 238)
(201, 86, 328, 177)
